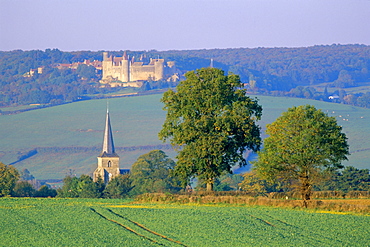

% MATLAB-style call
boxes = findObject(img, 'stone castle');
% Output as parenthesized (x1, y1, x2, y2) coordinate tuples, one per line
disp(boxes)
(101, 51, 180, 87)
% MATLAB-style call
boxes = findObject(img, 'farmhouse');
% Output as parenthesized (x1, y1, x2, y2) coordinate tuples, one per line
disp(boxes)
(328, 95, 340, 100)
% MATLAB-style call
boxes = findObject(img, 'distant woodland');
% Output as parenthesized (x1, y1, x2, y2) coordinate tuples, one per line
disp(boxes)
(0, 44, 369, 109)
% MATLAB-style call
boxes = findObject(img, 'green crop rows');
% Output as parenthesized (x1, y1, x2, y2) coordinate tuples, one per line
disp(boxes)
(1, 198, 369, 246)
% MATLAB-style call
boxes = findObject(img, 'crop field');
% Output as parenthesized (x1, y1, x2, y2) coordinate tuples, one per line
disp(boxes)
(0, 198, 369, 246)
(0, 93, 369, 179)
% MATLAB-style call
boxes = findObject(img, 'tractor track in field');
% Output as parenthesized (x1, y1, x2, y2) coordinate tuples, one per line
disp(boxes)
(248, 214, 276, 227)
(90, 207, 187, 247)
(90, 208, 163, 245)
(107, 209, 187, 246)
(256, 212, 352, 246)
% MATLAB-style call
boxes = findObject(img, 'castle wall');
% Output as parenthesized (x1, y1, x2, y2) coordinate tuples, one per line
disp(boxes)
(112, 66, 123, 81)
(101, 52, 176, 83)
(131, 64, 156, 81)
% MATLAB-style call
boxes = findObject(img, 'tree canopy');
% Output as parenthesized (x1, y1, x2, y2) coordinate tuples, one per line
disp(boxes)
(57, 175, 105, 198)
(130, 150, 181, 194)
(20, 168, 35, 181)
(253, 105, 349, 206)
(11, 181, 35, 197)
(316, 166, 370, 192)
(104, 174, 133, 198)
(0, 162, 19, 197)
(159, 68, 262, 191)
(239, 171, 275, 195)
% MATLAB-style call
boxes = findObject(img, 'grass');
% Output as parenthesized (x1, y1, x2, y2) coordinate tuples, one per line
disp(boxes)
(311, 81, 370, 94)
(0, 104, 49, 112)
(1, 197, 369, 246)
(0, 93, 369, 179)
(101, 87, 139, 96)
(0, 94, 166, 150)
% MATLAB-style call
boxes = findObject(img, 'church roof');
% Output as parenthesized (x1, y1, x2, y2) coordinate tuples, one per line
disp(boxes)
(99, 109, 119, 157)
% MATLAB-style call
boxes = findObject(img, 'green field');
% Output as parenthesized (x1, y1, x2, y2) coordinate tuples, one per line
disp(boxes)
(0, 198, 369, 246)
(312, 81, 370, 94)
(0, 93, 369, 179)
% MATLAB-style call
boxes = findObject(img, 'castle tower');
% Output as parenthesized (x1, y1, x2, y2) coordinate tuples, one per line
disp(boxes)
(93, 108, 120, 184)
(103, 52, 109, 61)
(102, 52, 112, 80)
(154, 59, 164, 81)
(121, 51, 130, 82)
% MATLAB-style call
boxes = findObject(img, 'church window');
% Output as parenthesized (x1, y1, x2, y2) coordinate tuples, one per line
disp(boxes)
(108, 161, 111, 167)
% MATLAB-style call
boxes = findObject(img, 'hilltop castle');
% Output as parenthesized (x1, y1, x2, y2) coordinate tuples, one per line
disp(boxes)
(93, 109, 128, 184)
(101, 51, 180, 87)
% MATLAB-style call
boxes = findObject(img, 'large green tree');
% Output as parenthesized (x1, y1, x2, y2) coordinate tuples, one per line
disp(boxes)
(11, 181, 35, 197)
(130, 150, 181, 195)
(254, 105, 349, 207)
(57, 175, 104, 198)
(159, 68, 262, 191)
(34, 185, 57, 197)
(0, 162, 19, 197)
(104, 174, 133, 198)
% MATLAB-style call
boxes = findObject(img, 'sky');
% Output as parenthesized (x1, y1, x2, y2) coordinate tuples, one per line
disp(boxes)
(0, 0, 369, 52)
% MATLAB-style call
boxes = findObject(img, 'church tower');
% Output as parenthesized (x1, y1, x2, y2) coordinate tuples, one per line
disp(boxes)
(93, 108, 120, 184)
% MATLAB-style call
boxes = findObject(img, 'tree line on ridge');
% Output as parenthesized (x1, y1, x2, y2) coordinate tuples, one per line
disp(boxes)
(1, 44, 370, 109)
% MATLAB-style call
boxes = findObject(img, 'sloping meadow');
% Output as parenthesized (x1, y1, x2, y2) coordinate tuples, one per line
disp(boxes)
(0, 93, 369, 179)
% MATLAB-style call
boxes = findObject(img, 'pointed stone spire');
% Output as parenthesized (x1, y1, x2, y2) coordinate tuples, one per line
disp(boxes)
(210, 58, 214, 68)
(100, 107, 116, 156)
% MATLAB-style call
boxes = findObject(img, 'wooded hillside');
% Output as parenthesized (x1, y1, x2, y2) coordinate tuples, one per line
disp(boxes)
(1, 44, 369, 107)
(164, 44, 370, 87)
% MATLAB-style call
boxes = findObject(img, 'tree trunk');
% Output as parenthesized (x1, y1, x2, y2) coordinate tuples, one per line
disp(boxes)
(299, 174, 311, 208)
(206, 179, 214, 191)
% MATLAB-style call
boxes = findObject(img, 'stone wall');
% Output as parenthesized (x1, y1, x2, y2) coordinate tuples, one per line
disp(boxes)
(101, 52, 178, 84)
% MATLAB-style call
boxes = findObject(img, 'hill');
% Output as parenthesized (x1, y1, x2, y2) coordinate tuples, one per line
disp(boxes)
(0, 93, 369, 180)
(1, 45, 370, 108)
(164, 44, 370, 86)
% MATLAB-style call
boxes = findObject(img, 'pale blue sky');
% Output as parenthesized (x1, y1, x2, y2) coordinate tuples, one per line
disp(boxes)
(0, 0, 369, 51)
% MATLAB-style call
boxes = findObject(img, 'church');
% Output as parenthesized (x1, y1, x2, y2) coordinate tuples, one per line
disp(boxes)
(93, 108, 128, 184)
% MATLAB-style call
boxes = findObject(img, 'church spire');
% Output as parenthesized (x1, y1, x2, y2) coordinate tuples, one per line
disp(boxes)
(94, 106, 121, 183)
(101, 108, 116, 155)
(210, 58, 214, 68)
